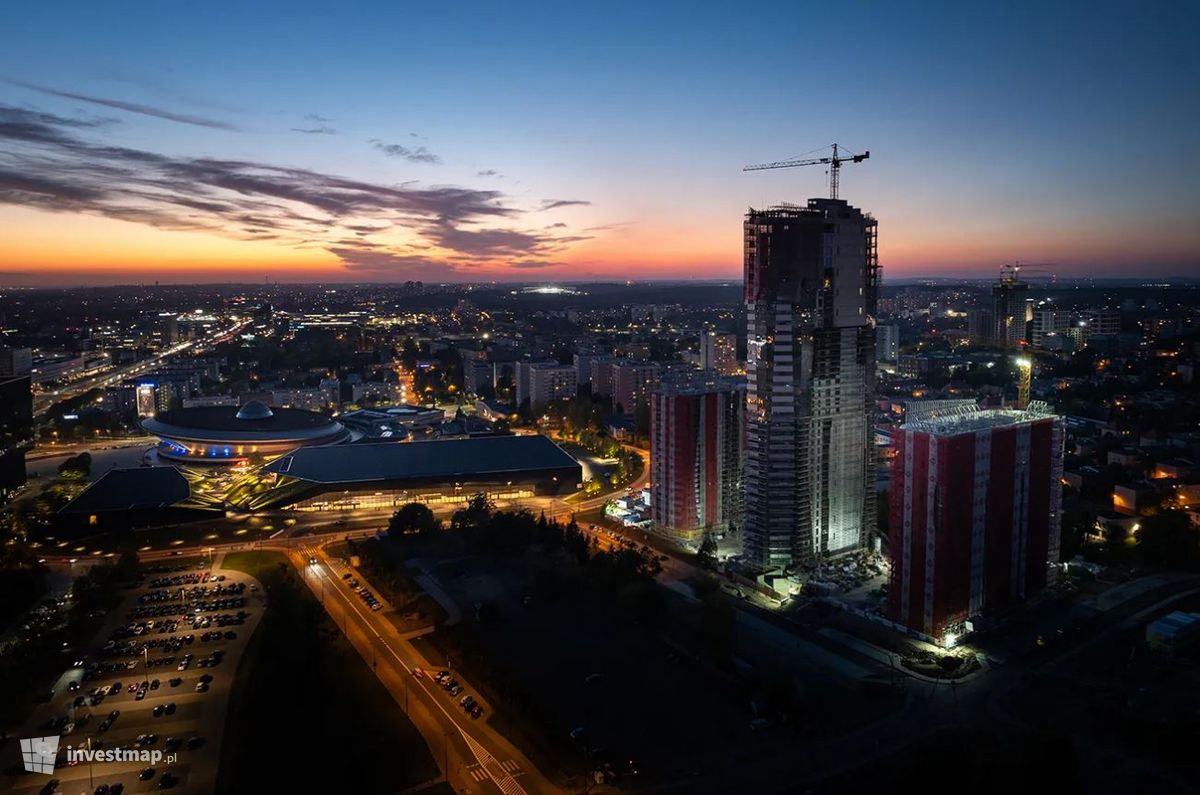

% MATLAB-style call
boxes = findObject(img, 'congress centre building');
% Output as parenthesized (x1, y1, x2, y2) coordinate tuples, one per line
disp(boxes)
(140, 400, 351, 464)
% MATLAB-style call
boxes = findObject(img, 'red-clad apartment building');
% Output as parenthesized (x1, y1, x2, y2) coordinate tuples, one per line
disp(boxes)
(888, 402, 1065, 640)
(650, 372, 744, 542)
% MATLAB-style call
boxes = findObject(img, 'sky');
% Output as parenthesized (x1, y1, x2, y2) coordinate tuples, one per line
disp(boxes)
(0, 0, 1197, 286)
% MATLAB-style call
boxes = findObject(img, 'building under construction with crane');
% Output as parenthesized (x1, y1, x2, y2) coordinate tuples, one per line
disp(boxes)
(992, 263, 1034, 348)
(741, 144, 880, 570)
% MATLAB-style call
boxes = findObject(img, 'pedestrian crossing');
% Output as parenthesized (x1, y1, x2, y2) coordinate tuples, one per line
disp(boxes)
(466, 760, 522, 783)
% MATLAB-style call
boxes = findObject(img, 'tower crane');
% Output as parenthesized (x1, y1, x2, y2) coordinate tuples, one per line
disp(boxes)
(999, 262, 1056, 285)
(743, 143, 870, 200)
(1014, 354, 1032, 410)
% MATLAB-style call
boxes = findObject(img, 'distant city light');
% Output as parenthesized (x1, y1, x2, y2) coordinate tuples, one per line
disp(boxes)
(521, 286, 580, 295)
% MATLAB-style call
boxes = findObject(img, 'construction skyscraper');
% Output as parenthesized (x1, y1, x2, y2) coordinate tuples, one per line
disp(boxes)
(742, 198, 879, 570)
(992, 265, 1032, 348)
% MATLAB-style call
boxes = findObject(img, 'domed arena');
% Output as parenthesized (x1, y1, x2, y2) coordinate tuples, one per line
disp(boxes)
(141, 401, 351, 464)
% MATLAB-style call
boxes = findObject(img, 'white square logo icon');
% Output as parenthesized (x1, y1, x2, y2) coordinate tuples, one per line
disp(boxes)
(19, 736, 59, 774)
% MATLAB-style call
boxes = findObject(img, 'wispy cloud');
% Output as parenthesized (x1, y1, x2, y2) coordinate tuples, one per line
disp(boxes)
(540, 198, 591, 211)
(510, 260, 559, 269)
(0, 104, 591, 279)
(292, 125, 338, 135)
(477, 169, 500, 177)
(371, 140, 441, 164)
(10, 81, 240, 131)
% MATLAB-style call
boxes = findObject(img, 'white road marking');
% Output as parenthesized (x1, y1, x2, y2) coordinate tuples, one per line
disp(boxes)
(298, 547, 529, 795)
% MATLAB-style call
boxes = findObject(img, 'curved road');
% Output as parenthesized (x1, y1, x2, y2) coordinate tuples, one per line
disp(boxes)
(293, 540, 558, 795)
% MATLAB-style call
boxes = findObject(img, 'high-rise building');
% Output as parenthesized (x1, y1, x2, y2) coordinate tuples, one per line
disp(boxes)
(515, 360, 554, 407)
(573, 350, 607, 387)
(135, 382, 169, 417)
(888, 401, 1065, 640)
(0, 376, 33, 496)
(876, 324, 900, 362)
(743, 199, 879, 569)
(613, 360, 659, 415)
(517, 361, 577, 409)
(1030, 308, 1072, 348)
(967, 307, 995, 344)
(650, 372, 744, 542)
(592, 359, 659, 416)
(699, 331, 739, 375)
(463, 359, 494, 396)
(1084, 308, 1120, 338)
(992, 274, 1031, 348)
(0, 347, 33, 378)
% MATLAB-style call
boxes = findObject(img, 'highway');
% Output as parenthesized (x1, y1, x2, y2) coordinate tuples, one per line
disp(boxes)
(78, 529, 562, 793)
(33, 318, 251, 415)
(290, 540, 560, 795)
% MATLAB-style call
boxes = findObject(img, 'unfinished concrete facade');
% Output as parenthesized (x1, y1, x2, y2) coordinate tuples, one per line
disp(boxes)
(742, 198, 879, 570)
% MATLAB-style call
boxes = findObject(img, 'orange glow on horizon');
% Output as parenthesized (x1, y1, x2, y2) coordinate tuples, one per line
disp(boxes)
(3, 203, 1194, 285)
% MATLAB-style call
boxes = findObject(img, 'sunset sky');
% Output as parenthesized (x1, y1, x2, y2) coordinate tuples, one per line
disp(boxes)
(1, 1, 1197, 285)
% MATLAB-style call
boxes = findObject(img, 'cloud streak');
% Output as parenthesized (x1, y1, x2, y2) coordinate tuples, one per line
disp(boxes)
(0, 104, 591, 279)
(10, 81, 240, 130)
(540, 198, 591, 211)
(372, 140, 441, 164)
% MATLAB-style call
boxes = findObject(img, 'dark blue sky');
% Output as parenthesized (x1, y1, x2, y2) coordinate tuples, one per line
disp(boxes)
(1, 0, 1196, 283)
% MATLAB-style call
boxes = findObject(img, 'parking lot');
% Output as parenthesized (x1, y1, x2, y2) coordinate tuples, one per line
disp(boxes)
(2, 559, 265, 795)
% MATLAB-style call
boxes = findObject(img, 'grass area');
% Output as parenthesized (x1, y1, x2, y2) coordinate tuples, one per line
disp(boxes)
(217, 551, 440, 793)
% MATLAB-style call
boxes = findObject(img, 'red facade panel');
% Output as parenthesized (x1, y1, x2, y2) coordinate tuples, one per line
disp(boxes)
(984, 426, 1017, 612)
(888, 414, 1061, 638)
(703, 392, 718, 522)
(1024, 420, 1053, 595)
(936, 434, 976, 631)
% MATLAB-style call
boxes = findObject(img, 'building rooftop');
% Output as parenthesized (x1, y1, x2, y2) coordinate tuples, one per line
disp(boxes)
(653, 371, 745, 396)
(148, 403, 337, 433)
(901, 400, 1058, 436)
(263, 434, 580, 484)
(60, 467, 195, 514)
(1148, 611, 1200, 637)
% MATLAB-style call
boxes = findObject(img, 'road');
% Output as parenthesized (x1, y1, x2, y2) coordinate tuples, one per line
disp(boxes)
(33, 318, 250, 415)
(555, 443, 650, 518)
(290, 540, 561, 795)
(38, 516, 1200, 792)
(80, 531, 562, 793)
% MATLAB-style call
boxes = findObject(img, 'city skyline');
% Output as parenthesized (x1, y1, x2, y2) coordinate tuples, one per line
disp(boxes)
(2, 0, 1198, 286)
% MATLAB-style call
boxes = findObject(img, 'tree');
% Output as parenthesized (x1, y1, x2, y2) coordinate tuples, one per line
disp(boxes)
(451, 493, 494, 532)
(634, 400, 650, 440)
(1102, 522, 1130, 559)
(1136, 510, 1200, 571)
(699, 587, 736, 663)
(57, 452, 92, 480)
(697, 530, 718, 570)
(388, 502, 440, 537)
(115, 549, 141, 580)
(517, 397, 533, 424)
